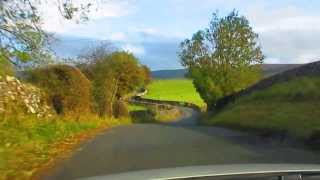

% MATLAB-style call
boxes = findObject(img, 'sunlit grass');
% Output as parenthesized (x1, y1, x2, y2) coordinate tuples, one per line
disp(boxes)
(143, 79, 206, 108)
(206, 77, 320, 139)
(0, 115, 130, 179)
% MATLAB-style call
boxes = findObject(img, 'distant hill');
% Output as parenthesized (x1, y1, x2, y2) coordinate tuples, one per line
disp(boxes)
(152, 64, 303, 79)
(151, 69, 187, 79)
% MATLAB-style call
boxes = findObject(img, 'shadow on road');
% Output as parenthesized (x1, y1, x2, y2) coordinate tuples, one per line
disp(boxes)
(160, 106, 320, 165)
(43, 106, 320, 180)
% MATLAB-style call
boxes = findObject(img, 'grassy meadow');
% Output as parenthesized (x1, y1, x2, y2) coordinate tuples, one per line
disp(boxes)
(205, 77, 320, 139)
(143, 79, 206, 108)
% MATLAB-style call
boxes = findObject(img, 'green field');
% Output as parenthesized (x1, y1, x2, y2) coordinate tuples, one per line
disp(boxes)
(143, 79, 206, 108)
(205, 77, 320, 139)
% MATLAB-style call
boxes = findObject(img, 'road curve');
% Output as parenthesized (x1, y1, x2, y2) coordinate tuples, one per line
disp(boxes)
(44, 107, 320, 180)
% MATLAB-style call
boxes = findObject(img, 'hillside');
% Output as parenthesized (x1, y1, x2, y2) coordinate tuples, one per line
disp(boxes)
(151, 64, 302, 79)
(214, 61, 320, 110)
(205, 61, 320, 141)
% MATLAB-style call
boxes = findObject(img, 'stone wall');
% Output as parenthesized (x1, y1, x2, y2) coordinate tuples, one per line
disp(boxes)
(130, 96, 201, 111)
(0, 75, 52, 118)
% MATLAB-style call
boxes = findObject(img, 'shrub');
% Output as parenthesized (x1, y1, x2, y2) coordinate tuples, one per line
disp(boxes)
(27, 65, 91, 116)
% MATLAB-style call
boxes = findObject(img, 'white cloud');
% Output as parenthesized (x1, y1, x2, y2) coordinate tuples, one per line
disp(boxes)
(264, 57, 281, 64)
(122, 44, 145, 55)
(296, 53, 319, 64)
(246, 6, 320, 33)
(168, 1, 320, 64)
(243, 5, 320, 64)
(129, 27, 183, 43)
(255, 16, 320, 32)
(133, 27, 159, 35)
(86, 0, 134, 19)
(50, 0, 320, 67)
(109, 32, 127, 41)
(39, 0, 135, 33)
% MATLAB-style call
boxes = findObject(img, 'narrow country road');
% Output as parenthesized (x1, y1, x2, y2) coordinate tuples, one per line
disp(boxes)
(43, 107, 320, 180)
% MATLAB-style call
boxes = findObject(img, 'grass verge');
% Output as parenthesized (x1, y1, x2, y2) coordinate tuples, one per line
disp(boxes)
(0, 115, 130, 180)
(205, 77, 320, 140)
(143, 79, 205, 108)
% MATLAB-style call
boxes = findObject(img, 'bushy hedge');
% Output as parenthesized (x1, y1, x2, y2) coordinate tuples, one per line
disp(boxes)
(27, 65, 91, 116)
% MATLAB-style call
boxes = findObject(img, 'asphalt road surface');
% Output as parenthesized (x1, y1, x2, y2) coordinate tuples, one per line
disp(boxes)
(44, 107, 320, 180)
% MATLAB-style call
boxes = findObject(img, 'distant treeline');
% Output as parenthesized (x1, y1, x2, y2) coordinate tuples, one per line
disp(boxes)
(151, 64, 302, 79)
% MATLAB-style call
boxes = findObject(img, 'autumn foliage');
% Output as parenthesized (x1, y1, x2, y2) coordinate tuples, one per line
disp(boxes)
(79, 49, 151, 117)
(27, 65, 92, 116)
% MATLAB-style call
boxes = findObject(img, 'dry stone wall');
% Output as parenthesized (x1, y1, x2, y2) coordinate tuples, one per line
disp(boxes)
(0, 75, 52, 118)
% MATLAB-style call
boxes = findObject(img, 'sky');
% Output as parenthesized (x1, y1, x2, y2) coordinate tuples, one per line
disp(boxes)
(42, 0, 320, 70)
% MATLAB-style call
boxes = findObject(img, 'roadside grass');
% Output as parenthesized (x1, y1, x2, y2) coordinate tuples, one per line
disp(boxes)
(0, 115, 130, 179)
(205, 77, 320, 139)
(143, 79, 206, 108)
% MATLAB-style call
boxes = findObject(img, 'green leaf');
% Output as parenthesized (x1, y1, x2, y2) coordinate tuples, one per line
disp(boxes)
(14, 51, 31, 62)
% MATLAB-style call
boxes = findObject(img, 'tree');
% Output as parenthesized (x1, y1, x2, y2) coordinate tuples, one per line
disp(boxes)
(78, 47, 149, 117)
(0, 0, 93, 68)
(179, 10, 264, 109)
(141, 65, 152, 85)
(76, 42, 117, 79)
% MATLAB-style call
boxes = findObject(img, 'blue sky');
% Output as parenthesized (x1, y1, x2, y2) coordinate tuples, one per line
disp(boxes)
(43, 0, 320, 70)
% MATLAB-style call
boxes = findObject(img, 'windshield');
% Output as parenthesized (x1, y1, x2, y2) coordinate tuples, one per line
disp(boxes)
(1, 1, 320, 180)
